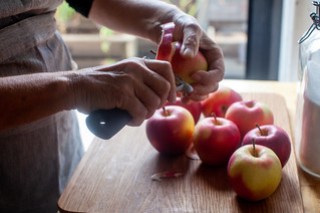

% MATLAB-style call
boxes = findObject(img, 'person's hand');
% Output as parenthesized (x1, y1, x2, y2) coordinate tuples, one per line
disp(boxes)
(70, 57, 176, 126)
(171, 14, 225, 103)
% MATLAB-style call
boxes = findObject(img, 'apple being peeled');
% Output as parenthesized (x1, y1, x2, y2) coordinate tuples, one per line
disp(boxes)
(165, 97, 202, 123)
(146, 105, 195, 155)
(171, 42, 208, 84)
(201, 86, 242, 117)
(225, 100, 274, 138)
(227, 144, 282, 201)
(156, 22, 208, 84)
(242, 125, 291, 167)
(193, 117, 241, 166)
(156, 22, 175, 61)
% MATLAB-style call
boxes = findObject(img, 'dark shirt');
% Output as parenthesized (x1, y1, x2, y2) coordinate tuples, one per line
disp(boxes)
(66, 0, 94, 17)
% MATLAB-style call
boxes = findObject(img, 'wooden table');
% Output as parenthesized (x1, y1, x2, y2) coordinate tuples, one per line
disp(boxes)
(58, 80, 320, 213)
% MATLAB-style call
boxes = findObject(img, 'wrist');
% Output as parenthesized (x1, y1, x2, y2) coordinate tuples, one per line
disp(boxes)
(148, 5, 181, 44)
(63, 71, 81, 111)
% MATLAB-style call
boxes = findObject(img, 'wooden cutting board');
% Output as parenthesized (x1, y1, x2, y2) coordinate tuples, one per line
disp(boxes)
(58, 93, 303, 213)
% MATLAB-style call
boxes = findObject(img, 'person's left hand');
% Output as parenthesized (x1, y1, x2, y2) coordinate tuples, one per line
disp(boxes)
(170, 14, 225, 103)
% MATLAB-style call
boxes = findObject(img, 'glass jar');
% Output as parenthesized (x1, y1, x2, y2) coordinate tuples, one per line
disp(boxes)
(295, 1, 320, 178)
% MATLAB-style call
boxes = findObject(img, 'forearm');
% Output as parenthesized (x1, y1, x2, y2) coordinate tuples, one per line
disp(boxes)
(0, 72, 75, 131)
(88, 0, 182, 43)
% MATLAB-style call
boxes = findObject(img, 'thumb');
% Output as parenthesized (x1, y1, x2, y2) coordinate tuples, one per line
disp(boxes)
(180, 25, 202, 57)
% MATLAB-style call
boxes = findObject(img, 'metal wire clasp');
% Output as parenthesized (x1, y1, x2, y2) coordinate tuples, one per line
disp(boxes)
(299, 1, 320, 44)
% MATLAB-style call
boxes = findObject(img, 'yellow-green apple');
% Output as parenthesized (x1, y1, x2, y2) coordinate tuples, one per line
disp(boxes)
(242, 124, 291, 167)
(156, 22, 208, 84)
(193, 116, 241, 166)
(146, 105, 195, 155)
(165, 97, 202, 123)
(227, 144, 282, 201)
(201, 86, 242, 117)
(225, 100, 274, 138)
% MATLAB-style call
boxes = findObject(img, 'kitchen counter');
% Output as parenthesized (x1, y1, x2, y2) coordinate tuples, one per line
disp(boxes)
(58, 80, 320, 213)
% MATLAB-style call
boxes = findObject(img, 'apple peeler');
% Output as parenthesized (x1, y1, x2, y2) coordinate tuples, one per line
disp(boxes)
(85, 77, 193, 140)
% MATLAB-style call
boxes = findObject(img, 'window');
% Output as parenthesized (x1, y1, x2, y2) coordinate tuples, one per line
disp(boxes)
(197, 0, 248, 79)
(198, 0, 283, 80)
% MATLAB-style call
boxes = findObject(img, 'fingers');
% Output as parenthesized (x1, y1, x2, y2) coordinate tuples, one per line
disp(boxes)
(171, 15, 224, 103)
(186, 33, 225, 102)
(173, 17, 202, 58)
(143, 59, 176, 103)
(182, 69, 222, 102)
(199, 34, 225, 77)
(180, 23, 202, 57)
(72, 57, 177, 126)
(107, 58, 176, 126)
(128, 59, 175, 123)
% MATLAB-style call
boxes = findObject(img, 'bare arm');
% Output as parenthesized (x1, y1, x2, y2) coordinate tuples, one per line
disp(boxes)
(88, 0, 180, 44)
(0, 72, 74, 131)
(0, 58, 175, 132)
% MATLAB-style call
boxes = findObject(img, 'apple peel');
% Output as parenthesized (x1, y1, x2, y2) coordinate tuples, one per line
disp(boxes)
(151, 170, 183, 181)
(156, 22, 176, 61)
(185, 145, 200, 160)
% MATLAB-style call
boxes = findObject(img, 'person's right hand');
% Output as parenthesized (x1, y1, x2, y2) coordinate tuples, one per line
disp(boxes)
(70, 57, 176, 126)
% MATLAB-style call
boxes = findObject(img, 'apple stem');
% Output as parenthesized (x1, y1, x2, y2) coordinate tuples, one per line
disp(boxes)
(210, 112, 218, 122)
(252, 138, 258, 157)
(162, 106, 169, 116)
(256, 124, 263, 135)
(212, 113, 220, 125)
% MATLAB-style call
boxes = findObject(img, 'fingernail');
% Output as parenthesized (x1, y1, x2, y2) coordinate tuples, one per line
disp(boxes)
(182, 48, 195, 58)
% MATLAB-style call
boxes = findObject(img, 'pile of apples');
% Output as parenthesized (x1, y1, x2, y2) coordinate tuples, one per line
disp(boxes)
(146, 87, 292, 202)
(145, 22, 292, 202)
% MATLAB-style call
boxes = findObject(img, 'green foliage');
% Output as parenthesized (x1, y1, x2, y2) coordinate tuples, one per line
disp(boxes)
(163, 0, 197, 16)
(55, 1, 76, 23)
(100, 27, 115, 53)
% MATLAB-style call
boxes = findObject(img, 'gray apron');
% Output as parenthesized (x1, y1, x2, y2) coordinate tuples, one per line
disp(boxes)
(0, 1, 84, 212)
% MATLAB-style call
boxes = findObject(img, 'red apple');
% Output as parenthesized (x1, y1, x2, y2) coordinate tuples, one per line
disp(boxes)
(201, 86, 242, 117)
(227, 144, 282, 201)
(146, 105, 195, 155)
(156, 22, 208, 84)
(165, 97, 202, 123)
(193, 116, 241, 166)
(225, 100, 274, 138)
(242, 124, 291, 168)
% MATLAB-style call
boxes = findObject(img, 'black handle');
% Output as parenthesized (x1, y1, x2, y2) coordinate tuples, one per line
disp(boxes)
(85, 108, 132, 140)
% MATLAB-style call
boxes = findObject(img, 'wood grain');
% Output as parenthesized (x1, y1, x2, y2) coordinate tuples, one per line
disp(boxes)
(58, 93, 303, 213)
